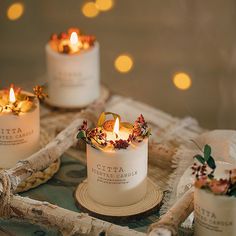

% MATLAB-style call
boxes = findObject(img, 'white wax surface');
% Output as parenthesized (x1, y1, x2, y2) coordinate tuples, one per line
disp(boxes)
(87, 139, 148, 206)
(0, 92, 40, 169)
(45, 42, 100, 108)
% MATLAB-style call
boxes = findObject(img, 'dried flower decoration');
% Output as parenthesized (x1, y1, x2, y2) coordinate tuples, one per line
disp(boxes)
(131, 114, 151, 142)
(192, 143, 236, 197)
(0, 84, 47, 115)
(110, 139, 130, 150)
(77, 112, 151, 150)
(33, 85, 48, 101)
(49, 27, 96, 54)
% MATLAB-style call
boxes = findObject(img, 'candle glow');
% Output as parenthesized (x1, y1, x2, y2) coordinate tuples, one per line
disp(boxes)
(69, 32, 82, 53)
(9, 87, 16, 103)
(105, 117, 130, 141)
(0, 85, 46, 114)
(70, 32, 79, 45)
(49, 28, 96, 54)
(113, 118, 119, 135)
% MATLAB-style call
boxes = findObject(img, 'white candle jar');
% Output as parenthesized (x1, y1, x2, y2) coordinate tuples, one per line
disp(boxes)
(0, 92, 40, 169)
(45, 42, 100, 108)
(194, 188, 236, 236)
(87, 139, 148, 206)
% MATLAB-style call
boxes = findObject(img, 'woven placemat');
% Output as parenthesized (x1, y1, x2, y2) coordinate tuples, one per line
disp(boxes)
(75, 178, 163, 223)
(15, 128, 60, 193)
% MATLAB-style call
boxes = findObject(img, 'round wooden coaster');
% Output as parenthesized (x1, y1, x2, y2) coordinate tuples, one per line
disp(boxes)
(75, 178, 163, 223)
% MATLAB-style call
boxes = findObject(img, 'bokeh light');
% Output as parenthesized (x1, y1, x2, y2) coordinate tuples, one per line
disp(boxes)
(7, 2, 24, 21)
(173, 72, 192, 90)
(82, 2, 99, 18)
(114, 54, 134, 73)
(96, 0, 114, 11)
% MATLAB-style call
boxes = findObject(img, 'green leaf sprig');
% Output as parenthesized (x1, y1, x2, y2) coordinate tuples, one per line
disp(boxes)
(192, 142, 216, 179)
(192, 143, 236, 197)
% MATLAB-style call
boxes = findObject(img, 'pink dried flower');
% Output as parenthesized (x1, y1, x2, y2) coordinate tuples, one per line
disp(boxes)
(132, 114, 149, 139)
(209, 179, 230, 195)
(137, 114, 145, 124)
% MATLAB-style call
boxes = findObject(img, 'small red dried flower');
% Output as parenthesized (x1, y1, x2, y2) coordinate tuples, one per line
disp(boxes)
(112, 139, 129, 149)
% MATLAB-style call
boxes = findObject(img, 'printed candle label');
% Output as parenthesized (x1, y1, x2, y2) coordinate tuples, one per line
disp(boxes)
(195, 203, 233, 231)
(87, 142, 148, 206)
(52, 70, 94, 87)
(91, 164, 138, 185)
(194, 189, 236, 236)
(0, 127, 35, 145)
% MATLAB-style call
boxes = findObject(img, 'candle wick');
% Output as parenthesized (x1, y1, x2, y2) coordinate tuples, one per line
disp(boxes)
(115, 133, 118, 139)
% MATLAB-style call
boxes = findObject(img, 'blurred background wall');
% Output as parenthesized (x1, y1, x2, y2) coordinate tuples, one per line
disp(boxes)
(1, 0, 236, 129)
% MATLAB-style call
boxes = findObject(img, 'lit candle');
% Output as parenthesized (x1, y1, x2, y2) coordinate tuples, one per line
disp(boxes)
(105, 118, 130, 141)
(9, 87, 16, 103)
(69, 32, 82, 53)
(45, 27, 100, 108)
(0, 86, 40, 168)
(77, 112, 151, 206)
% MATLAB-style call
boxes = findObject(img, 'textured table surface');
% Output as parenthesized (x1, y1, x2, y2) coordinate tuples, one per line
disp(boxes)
(1, 155, 161, 236)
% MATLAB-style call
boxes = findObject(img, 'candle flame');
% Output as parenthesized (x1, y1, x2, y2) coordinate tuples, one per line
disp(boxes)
(70, 32, 79, 45)
(113, 118, 119, 134)
(9, 87, 16, 103)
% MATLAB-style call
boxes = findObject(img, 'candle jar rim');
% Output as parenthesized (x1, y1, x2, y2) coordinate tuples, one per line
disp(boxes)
(46, 41, 99, 57)
(195, 187, 236, 200)
(0, 90, 39, 115)
(77, 113, 151, 151)
(86, 137, 148, 153)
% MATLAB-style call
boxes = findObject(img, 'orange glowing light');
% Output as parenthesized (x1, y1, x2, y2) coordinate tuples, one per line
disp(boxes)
(82, 2, 99, 18)
(96, 0, 114, 11)
(114, 54, 134, 73)
(70, 32, 79, 45)
(173, 72, 192, 90)
(7, 3, 24, 21)
(113, 118, 119, 134)
(9, 88, 16, 103)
